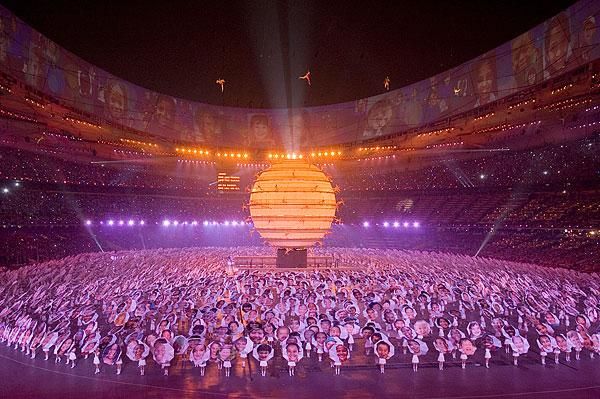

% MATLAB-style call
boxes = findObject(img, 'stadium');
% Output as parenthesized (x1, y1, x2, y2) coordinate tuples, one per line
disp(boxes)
(0, 1, 599, 398)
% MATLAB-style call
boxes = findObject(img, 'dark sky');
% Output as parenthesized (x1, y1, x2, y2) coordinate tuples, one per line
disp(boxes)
(3, 0, 576, 108)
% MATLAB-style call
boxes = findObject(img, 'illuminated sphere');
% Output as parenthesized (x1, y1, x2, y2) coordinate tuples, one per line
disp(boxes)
(249, 159, 337, 248)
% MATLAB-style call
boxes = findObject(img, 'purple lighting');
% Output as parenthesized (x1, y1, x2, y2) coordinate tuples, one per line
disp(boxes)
(86, 216, 257, 228)
(393, 222, 400, 228)
(413, 221, 420, 228)
(383, 222, 389, 227)
(363, 221, 369, 227)
(403, 222, 409, 228)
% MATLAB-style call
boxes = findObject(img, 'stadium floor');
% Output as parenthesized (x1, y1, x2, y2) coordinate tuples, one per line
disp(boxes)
(1, 346, 599, 399)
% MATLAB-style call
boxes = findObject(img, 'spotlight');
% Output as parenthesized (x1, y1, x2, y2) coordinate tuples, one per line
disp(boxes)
(480, 174, 485, 179)
(140, 220, 145, 226)
(108, 220, 114, 226)
(173, 221, 179, 226)
(128, 220, 135, 226)
(212, 221, 218, 225)
(224, 221, 230, 226)
(232, 221, 238, 226)
(2, 188, 8, 194)
(14, 182, 20, 187)
(203, 220, 209, 226)
(403, 222, 409, 228)
(363, 221, 369, 227)
(163, 220, 170, 227)
(85, 220, 92, 226)
(191, 221, 198, 226)
(393, 222, 400, 228)
(413, 221, 420, 228)
(118, 220, 124, 226)
(383, 222, 389, 227)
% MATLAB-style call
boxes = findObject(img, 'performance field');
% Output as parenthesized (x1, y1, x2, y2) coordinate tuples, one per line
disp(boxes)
(1, 0, 599, 398)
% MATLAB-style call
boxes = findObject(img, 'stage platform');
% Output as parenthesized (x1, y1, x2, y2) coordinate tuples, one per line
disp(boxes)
(233, 255, 336, 269)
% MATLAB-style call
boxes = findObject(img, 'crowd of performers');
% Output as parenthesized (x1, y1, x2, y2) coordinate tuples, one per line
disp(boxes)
(0, 247, 599, 378)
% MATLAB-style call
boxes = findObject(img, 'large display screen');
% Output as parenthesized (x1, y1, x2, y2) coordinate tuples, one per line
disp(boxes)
(0, 0, 598, 149)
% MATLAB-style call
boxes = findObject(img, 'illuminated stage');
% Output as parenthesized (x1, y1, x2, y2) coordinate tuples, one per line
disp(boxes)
(233, 254, 336, 269)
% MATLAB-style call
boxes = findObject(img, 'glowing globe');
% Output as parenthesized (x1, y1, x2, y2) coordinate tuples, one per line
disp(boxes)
(249, 159, 337, 248)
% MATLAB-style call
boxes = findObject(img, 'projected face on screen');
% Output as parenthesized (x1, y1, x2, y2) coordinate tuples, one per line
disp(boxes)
(78, 68, 94, 97)
(0, 17, 8, 63)
(193, 109, 220, 143)
(254, 122, 271, 144)
(290, 110, 311, 151)
(155, 97, 175, 127)
(102, 82, 126, 121)
(25, 43, 43, 89)
(363, 99, 393, 138)
(472, 55, 496, 107)
(545, 13, 571, 77)
(512, 33, 541, 87)
(247, 114, 274, 147)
